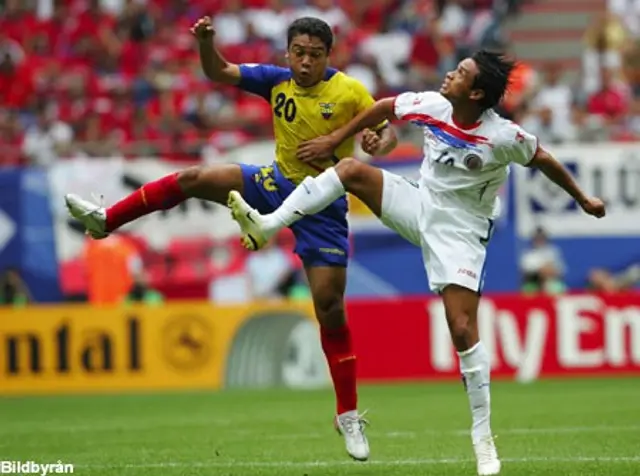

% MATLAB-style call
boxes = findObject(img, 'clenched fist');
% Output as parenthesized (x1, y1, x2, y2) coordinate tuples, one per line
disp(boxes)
(361, 128, 381, 156)
(579, 196, 606, 218)
(190, 16, 215, 42)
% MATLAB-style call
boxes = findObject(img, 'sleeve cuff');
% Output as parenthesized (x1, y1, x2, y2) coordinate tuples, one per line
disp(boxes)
(391, 95, 400, 120)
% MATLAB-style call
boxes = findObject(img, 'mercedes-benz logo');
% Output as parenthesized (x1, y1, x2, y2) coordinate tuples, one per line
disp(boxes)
(162, 315, 213, 371)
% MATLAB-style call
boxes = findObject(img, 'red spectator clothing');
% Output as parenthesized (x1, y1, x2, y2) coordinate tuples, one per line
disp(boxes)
(100, 100, 136, 133)
(68, 10, 117, 45)
(587, 86, 629, 119)
(0, 12, 38, 45)
(219, 40, 274, 67)
(353, 5, 384, 32)
(172, 18, 199, 53)
(362, 5, 386, 32)
(119, 41, 147, 76)
(17, 56, 54, 94)
(146, 91, 187, 120)
(33, 18, 73, 57)
(410, 33, 440, 68)
(0, 65, 36, 109)
(56, 98, 93, 125)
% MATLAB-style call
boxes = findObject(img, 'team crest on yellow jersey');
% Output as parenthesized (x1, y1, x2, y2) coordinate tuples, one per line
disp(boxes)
(319, 102, 335, 120)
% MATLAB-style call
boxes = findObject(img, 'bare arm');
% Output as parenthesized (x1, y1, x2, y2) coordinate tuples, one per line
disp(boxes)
(528, 148, 586, 204)
(330, 98, 396, 148)
(297, 97, 397, 163)
(197, 38, 240, 84)
(192, 16, 240, 85)
(528, 147, 606, 218)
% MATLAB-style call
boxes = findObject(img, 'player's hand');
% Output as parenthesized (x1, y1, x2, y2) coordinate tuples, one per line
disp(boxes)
(360, 128, 381, 156)
(579, 196, 606, 218)
(297, 135, 337, 164)
(190, 16, 215, 42)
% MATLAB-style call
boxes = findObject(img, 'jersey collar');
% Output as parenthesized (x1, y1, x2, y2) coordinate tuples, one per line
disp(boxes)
(452, 115, 482, 130)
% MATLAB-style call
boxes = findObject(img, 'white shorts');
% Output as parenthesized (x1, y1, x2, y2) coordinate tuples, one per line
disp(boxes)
(379, 170, 494, 293)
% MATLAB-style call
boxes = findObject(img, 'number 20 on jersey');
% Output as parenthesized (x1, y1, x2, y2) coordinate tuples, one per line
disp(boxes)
(274, 93, 297, 122)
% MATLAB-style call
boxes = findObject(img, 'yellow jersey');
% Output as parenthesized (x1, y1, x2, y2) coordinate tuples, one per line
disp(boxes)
(237, 64, 387, 184)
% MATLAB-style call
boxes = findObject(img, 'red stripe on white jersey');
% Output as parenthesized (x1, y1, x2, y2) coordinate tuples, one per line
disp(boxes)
(403, 113, 490, 145)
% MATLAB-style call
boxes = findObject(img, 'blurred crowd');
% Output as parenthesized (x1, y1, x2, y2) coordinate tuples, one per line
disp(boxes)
(0, 0, 521, 166)
(515, 3, 640, 144)
(2, 0, 640, 167)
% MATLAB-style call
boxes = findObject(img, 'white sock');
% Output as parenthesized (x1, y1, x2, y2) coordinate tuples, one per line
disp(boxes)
(339, 410, 359, 419)
(458, 341, 492, 443)
(262, 167, 346, 234)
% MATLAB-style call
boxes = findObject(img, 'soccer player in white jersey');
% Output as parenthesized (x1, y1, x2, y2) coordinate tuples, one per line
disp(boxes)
(227, 50, 606, 475)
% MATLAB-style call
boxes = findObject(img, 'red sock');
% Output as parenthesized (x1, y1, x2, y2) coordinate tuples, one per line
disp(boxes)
(321, 324, 358, 415)
(105, 173, 187, 232)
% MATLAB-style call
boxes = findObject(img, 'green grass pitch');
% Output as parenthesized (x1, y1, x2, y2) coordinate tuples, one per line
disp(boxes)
(1, 378, 639, 475)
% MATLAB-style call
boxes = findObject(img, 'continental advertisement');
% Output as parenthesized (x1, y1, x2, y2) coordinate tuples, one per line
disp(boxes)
(0, 301, 330, 396)
(4, 293, 638, 395)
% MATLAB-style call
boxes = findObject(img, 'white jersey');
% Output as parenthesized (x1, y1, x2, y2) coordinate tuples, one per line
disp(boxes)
(393, 91, 538, 218)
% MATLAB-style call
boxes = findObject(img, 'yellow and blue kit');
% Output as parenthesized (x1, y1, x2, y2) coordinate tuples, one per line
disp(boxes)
(236, 63, 387, 267)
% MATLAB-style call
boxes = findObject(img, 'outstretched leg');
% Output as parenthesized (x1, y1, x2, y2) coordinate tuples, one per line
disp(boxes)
(227, 158, 384, 249)
(65, 164, 243, 238)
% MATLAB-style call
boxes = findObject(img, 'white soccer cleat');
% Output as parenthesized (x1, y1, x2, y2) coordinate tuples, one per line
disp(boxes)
(64, 193, 109, 239)
(473, 435, 501, 475)
(334, 411, 370, 462)
(227, 190, 269, 251)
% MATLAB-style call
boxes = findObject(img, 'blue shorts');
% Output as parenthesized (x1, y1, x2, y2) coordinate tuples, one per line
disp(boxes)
(240, 162, 349, 267)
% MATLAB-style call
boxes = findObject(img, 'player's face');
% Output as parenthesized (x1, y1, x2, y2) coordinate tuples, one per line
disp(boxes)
(440, 58, 479, 103)
(287, 35, 329, 87)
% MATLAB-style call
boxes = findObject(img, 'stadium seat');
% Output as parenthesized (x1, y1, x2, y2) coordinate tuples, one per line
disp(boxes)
(167, 236, 214, 261)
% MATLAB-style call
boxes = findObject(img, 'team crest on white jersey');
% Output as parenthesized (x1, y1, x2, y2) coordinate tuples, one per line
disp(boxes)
(464, 154, 483, 170)
(319, 102, 335, 119)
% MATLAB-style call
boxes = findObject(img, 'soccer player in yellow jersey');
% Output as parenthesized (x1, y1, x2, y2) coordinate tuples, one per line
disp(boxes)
(64, 17, 397, 461)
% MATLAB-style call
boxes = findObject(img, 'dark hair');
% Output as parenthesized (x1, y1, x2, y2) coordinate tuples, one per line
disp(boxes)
(471, 50, 515, 110)
(287, 17, 333, 52)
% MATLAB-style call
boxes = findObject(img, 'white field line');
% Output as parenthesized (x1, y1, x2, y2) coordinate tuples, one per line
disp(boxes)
(2, 424, 639, 451)
(78, 456, 640, 469)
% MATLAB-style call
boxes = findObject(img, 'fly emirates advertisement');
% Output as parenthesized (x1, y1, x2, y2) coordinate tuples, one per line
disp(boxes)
(347, 293, 640, 382)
